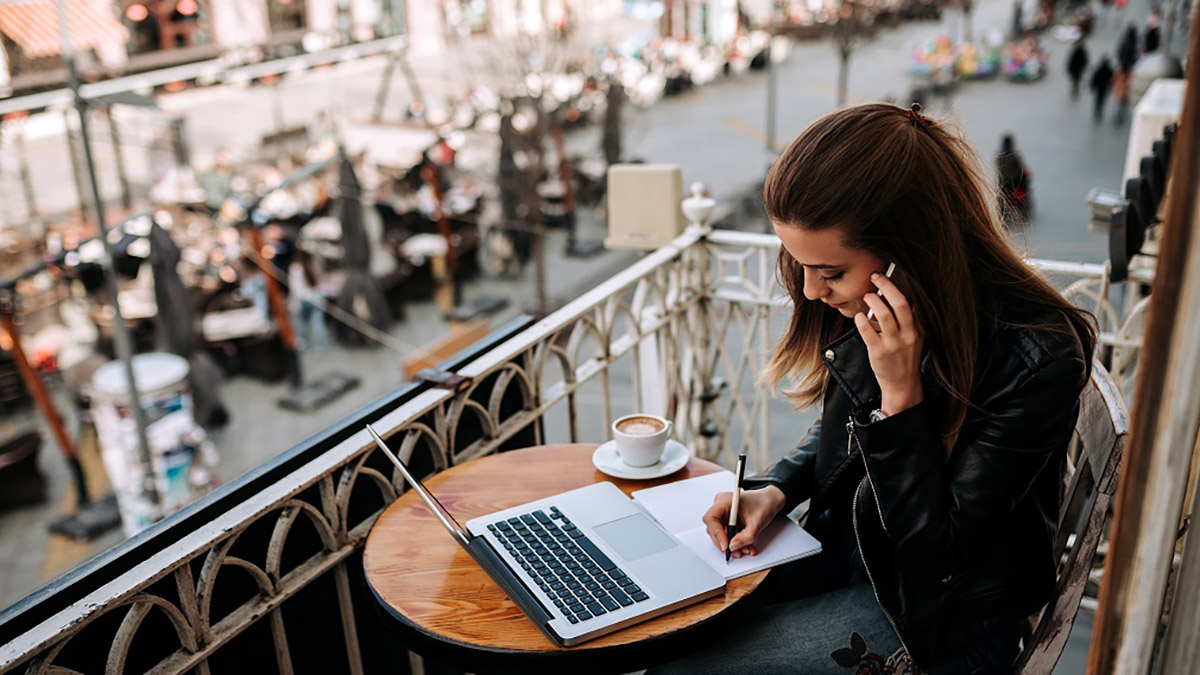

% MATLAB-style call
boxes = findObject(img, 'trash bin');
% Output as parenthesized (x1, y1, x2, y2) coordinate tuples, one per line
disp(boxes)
(91, 353, 217, 535)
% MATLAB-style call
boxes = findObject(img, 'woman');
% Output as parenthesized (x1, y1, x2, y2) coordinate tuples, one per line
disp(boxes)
(1113, 66, 1131, 125)
(651, 104, 1094, 674)
(996, 134, 1032, 225)
(288, 248, 328, 354)
(1090, 56, 1115, 124)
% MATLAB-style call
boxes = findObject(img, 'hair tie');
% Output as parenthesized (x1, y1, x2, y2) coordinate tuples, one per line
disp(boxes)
(905, 102, 928, 127)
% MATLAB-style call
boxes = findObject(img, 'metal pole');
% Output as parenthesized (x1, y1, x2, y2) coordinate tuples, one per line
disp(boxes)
(11, 120, 39, 220)
(246, 224, 303, 389)
(62, 108, 90, 217)
(371, 52, 397, 122)
(766, 2, 778, 159)
(54, 0, 160, 511)
(0, 308, 89, 507)
(105, 106, 132, 210)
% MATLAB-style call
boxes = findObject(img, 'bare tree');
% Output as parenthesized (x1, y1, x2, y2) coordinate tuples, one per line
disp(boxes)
(474, 31, 582, 315)
(961, 0, 975, 45)
(828, 0, 878, 108)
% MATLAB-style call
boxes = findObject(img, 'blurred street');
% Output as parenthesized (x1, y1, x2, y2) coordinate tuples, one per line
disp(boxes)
(0, 0, 1174, 670)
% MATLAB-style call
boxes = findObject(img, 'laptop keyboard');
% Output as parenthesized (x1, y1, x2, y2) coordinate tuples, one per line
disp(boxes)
(487, 505, 650, 624)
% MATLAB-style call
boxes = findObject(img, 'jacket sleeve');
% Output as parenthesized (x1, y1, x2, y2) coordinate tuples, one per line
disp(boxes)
(854, 355, 1087, 584)
(742, 419, 820, 515)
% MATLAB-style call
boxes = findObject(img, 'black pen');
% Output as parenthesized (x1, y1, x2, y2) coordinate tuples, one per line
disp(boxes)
(726, 453, 747, 564)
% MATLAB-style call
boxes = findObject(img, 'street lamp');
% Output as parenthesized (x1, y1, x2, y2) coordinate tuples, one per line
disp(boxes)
(54, 0, 161, 516)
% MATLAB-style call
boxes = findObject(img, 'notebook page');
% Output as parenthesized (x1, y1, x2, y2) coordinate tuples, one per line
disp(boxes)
(633, 471, 822, 580)
(631, 471, 735, 535)
(674, 518, 823, 580)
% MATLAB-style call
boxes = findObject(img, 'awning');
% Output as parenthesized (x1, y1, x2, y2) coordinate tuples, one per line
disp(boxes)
(0, 0, 128, 59)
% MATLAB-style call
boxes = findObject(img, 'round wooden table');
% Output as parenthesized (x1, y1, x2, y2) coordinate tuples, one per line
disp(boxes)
(363, 444, 769, 674)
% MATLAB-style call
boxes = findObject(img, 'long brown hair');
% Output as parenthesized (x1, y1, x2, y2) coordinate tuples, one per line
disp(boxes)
(762, 104, 1096, 448)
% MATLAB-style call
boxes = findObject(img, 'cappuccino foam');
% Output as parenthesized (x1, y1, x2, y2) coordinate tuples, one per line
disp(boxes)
(616, 416, 665, 435)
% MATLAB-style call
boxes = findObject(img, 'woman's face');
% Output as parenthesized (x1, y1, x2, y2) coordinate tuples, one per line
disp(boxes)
(773, 222, 888, 320)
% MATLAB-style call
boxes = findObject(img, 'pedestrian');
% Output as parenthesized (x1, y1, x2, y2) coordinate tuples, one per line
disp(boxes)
(1097, 0, 1114, 27)
(1113, 67, 1131, 125)
(648, 102, 1096, 675)
(1118, 24, 1139, 71)
(1091, 56, 1115, 123)
(996, 134, 1032, 224)
(1011, 0, 1024, 38)
(1067, 40, 1090, 99)
(1144, 10, 1162, 53)
(288, 249, 328, 354)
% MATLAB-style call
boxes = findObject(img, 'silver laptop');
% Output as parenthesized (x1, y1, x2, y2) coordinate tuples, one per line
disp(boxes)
(365, 424, 726, 646)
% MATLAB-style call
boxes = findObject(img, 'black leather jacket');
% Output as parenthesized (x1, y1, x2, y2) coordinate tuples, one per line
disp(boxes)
(744, 300, 1089, 669)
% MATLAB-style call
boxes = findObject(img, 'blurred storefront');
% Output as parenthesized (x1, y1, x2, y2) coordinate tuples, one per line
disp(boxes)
(659, 0, 741, 44)
(403, 0, 626, 56)
(0, 0, 129, 94)
(0, 0, 408, 96)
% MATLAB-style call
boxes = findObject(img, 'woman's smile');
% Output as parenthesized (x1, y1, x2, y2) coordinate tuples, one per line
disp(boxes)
(772, 223, 886, 318)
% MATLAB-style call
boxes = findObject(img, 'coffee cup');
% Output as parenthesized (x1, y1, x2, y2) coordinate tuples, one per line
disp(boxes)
(611, 414, 674, 467)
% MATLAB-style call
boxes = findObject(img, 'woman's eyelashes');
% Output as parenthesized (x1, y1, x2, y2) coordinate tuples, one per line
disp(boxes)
(820, 271, 845, 282)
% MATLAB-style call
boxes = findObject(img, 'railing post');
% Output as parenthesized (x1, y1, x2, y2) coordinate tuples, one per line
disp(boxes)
(684, 230, 716, 462)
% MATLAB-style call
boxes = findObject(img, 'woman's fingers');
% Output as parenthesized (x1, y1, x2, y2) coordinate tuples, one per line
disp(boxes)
(870, 272, 916, 335)
(861, 293, 898, 336)
(854, 311, 883, 350)
(703, 492, 733, 552)
(728, 501, 773, 554)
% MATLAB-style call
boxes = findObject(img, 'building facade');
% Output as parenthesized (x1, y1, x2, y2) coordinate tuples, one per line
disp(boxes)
(0, 0, 405, 96)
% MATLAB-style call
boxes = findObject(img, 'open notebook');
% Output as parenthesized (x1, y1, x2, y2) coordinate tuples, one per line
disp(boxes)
(632, 471, 822, 580)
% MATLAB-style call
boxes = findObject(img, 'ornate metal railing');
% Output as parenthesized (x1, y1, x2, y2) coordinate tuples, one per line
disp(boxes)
(0, 224, 1150, 673)
(0, 228, 790, 674)
(1028, 258, 1154, 396)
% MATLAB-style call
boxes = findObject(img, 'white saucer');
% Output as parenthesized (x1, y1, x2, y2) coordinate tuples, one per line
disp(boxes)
(592, 439, 691, 480)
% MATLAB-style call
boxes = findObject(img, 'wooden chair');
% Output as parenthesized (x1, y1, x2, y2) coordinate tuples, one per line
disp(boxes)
(1016, 359, 1129, 673)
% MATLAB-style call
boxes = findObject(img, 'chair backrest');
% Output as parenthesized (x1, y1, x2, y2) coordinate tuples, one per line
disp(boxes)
(1016, 359, 1129, 674)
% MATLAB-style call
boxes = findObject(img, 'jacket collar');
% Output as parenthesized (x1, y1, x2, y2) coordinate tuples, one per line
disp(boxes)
(822, 328, 880, 411)
(822, 326, 940, 411)
(823, 295, 1012, 411)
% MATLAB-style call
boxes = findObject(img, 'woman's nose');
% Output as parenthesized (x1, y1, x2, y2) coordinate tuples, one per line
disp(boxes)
(802, 271, 828, 302)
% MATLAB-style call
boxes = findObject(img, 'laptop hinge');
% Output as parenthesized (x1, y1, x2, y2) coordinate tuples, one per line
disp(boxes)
(468, 537, 562, 645)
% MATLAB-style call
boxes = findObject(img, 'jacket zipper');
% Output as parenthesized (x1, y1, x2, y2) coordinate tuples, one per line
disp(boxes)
(849, 418, 889, 535)
(852, 479, 917, 671)
(848, 416, 916, 670)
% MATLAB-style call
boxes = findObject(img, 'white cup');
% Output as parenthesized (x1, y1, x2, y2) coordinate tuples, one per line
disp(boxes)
(611, 414, 674, 467)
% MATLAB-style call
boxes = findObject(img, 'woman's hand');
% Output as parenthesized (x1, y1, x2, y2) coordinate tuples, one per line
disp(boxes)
(702, 485, 787, 558)
(854, 272, 925, 416)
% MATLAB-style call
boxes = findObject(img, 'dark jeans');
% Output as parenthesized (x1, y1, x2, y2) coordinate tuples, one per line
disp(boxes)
(650, 550, 1024, 674)
(925, 620, 1024, 675)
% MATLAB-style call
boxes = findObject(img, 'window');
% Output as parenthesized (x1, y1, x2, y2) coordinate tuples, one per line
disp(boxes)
(267, 0, 307, 33)
(122, 0, 208, 54)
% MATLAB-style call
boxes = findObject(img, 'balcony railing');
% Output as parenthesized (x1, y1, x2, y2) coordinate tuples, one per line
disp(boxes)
(0, 227, 790, 674)
(0, 227, 1143, 673)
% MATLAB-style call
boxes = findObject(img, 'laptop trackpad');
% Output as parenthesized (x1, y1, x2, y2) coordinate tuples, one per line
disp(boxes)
(591, 513, 676, 561)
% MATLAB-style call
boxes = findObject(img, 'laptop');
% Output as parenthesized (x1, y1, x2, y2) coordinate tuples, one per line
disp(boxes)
(365, 424, 726, 647)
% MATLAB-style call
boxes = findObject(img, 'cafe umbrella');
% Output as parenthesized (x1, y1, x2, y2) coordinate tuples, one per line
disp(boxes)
(334, 155, 392, 346)
(147, 223, 229, 428)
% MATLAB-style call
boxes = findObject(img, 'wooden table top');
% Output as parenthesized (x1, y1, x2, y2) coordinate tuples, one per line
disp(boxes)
(363, 444, 768, 656)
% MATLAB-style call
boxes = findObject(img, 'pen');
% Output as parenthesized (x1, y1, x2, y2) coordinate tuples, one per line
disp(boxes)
(865, 262, 897, 322)
(726, 453, 747, 564)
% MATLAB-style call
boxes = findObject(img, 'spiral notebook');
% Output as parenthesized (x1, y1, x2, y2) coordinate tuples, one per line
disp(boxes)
(631, 471, 822, 580)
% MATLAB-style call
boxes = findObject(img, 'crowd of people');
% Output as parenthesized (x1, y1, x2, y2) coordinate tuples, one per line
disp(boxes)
(1066, 7, 1165, 125)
